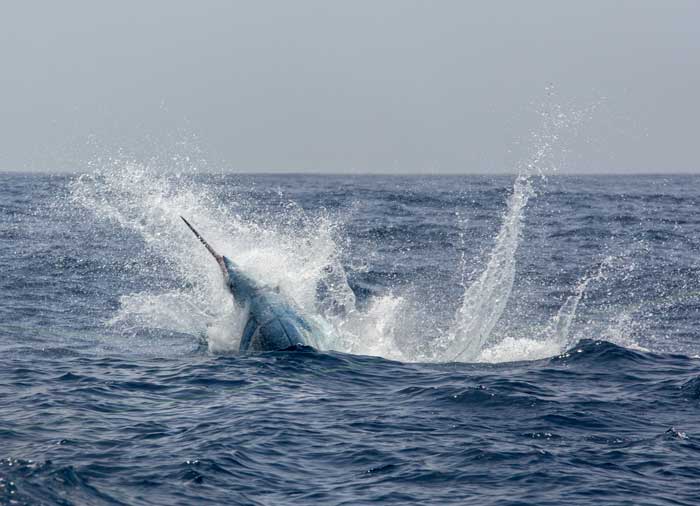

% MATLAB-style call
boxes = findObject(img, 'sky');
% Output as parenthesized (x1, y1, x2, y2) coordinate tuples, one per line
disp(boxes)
(0, 1, 698, 174)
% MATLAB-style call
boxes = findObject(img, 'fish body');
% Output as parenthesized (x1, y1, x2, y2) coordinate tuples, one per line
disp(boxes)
(182, 217, 320, 352)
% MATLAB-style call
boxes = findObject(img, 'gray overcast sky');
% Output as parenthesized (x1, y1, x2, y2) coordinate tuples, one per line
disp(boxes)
(1, 1, 698, 174)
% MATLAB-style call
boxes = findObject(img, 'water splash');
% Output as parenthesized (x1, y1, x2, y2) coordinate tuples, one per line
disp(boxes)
(335, 294, 408, 362)
(67, 99, 622, 363)
(440, 173, 535, 361)
(69, 159, 642, 363)
(425, 95, 604, 362)
(69, 160, 353, 353)
(545, 257, 613, 351)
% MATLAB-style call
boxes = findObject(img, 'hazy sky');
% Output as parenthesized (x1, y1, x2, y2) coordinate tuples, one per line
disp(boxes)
(1, 1, 698, 174)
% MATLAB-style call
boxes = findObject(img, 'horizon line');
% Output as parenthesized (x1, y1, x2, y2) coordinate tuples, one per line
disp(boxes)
(1, 168, 699, 177)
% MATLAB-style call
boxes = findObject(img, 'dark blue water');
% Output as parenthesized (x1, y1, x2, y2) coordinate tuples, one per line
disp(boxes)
(2, 170, 700, 505)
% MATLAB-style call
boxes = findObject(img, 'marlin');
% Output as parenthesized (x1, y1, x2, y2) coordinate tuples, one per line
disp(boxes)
(181, 217, 324, 352)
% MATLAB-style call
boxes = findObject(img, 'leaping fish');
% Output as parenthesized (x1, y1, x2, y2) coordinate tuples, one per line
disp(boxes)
(181, 217, 323, 351)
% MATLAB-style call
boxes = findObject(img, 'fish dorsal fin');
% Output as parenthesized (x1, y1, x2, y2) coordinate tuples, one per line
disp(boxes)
(180, 216, 227, 278)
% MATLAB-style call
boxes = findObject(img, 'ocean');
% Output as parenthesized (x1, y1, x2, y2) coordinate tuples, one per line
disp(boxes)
(1, 166, 699, 505)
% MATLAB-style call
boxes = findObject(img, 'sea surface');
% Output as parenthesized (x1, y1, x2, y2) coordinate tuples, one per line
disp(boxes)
(2, 167, 700, 505)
